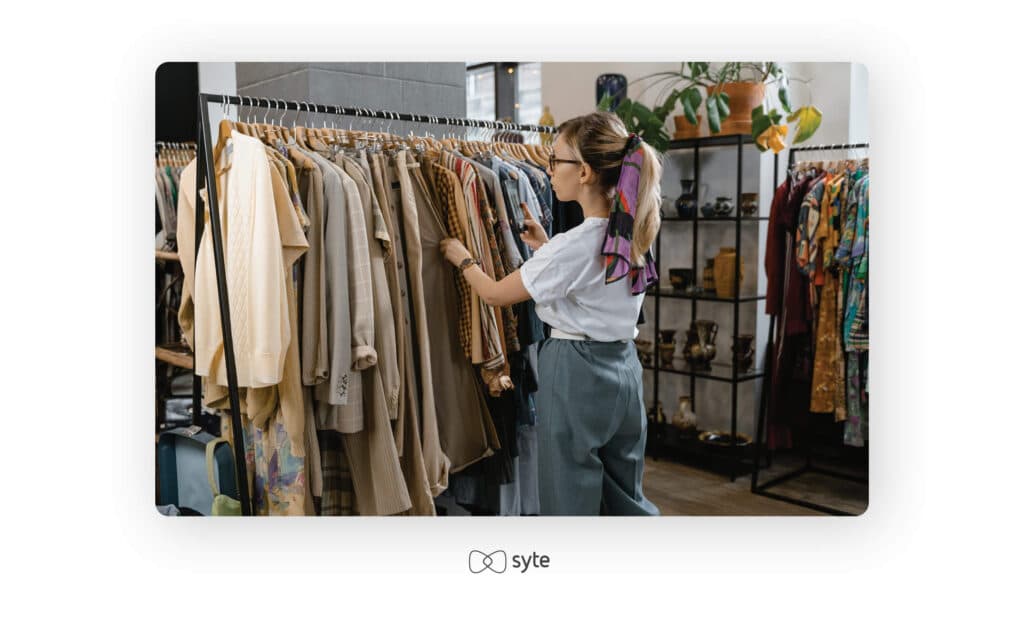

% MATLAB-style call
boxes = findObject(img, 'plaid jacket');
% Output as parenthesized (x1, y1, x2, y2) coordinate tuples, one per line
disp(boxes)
(429, 161, 474, 359)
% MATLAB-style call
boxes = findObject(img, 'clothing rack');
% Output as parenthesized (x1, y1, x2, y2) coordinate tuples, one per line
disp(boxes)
(191, 92, 553, 515)
(788, 142, 869, 154)
(206, 93, 559, 135)
(749, 141, 870, 516)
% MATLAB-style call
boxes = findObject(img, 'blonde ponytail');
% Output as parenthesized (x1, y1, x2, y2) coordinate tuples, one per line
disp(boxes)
(556, 112, 663, 267)
(631, 141, 663, 266)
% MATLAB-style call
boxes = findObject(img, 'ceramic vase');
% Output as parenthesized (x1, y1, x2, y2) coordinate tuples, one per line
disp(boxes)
(732, 334, 755, 373)
(713, 196, 734, 217)
(683, 320, 718, 370)
(740, 192, 759, 217)
(596, 74, 627, 109)
(702, 258, 717, 294)
(669, 268, 695, 293)
(713, 247, 744, 299)
(675, 180, 705, 219)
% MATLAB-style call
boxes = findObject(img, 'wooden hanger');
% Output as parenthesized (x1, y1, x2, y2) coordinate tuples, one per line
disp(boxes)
(212, 118, 234, 166)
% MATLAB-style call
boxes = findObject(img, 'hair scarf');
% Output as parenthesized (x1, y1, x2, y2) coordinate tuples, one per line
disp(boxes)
(601, 133, 659, 295)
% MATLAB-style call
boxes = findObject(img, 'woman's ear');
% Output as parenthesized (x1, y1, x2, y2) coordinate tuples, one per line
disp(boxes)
(578, 162, 595, 186)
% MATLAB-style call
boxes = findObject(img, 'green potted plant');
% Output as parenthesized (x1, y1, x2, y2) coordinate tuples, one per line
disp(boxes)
(598, 62, 822, 154)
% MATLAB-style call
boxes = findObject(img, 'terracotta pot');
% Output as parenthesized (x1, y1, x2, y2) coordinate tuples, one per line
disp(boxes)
(672, 114, 703, 140)
(707, 82, 765, 135)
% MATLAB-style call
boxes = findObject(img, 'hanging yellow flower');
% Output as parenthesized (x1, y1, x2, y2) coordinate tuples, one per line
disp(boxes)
(756, 124, 789, 154)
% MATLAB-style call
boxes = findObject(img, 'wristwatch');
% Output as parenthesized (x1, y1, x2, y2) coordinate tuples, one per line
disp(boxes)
(458, 257, 482, 272)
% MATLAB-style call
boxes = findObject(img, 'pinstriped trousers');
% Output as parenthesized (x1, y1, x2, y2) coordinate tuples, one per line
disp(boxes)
(535, 338, 659, 516)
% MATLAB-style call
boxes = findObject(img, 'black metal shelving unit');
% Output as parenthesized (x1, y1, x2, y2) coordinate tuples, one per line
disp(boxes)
(645, 134, 778, 482)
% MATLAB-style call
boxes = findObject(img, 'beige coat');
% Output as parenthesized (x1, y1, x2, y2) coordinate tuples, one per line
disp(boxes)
(333, 153, 413, 515)
(370, 151, 435, 515)
(407, 156, 500, 473)
(389, 150, 451, 496)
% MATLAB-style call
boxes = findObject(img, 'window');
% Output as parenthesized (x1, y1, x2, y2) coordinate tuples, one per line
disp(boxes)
(466, 64, 496, 121)
(466, 62, 544, 126)
(515, 62, 542, 125)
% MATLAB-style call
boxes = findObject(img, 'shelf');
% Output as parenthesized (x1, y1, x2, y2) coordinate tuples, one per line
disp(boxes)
(650, 423, 756, 454)
(646, 287, 765, 303)
(155, 250, 180, 263)
(641, 360, 764, 383)
(155, 343, 193, 369)
(646, 424, 756, 477)
(661, 215, 768, 222)
(666, 134, 757, 150)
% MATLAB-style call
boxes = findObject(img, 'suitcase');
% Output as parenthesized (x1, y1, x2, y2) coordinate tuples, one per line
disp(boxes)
(157, 426, 239, 516)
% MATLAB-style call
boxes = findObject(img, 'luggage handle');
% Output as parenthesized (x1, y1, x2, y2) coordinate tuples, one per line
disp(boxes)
(205, 437, 227, 497)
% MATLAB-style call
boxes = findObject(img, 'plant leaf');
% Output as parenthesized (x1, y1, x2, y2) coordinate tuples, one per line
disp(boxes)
(683, 94, 697, 125)
(788, 106, 823, 144)
(654, 89, 680, 119)
(755, 124, 788, 153)
(706, 95, 721, 133)
(751, 111, 772, 149)
(716, 94, 730, 120)
(685, 86, 702, 110)
(778, 86, 791, 114)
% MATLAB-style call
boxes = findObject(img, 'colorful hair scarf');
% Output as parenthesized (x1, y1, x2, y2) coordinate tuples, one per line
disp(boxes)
(602, 133, 659, 295)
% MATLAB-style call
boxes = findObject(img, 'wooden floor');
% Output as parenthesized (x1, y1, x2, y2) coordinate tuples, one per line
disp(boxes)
(641, 455, 868, 516)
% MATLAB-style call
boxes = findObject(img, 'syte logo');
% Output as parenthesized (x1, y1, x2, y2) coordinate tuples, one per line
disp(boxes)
(468, 549, 551, 574)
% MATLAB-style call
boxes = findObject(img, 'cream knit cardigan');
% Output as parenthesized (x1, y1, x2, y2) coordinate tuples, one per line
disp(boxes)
(179, 130, 290, 389)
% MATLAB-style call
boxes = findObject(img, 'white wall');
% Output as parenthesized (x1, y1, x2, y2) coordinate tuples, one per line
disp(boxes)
(849, 62, 869, 143)
(540, 62, 680, 123)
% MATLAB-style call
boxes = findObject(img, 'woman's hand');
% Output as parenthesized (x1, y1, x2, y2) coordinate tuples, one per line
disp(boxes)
(440, 238, 472, 267)
(519, 202, 549, 251)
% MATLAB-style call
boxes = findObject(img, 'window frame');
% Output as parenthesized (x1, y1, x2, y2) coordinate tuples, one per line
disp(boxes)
(466, 61, 531, 124)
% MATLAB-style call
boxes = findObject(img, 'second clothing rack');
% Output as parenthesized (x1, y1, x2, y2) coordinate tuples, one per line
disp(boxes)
(749, 141, 870, 516)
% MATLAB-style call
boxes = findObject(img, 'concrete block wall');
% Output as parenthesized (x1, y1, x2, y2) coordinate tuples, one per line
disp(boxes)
(235, 63, 466, 139)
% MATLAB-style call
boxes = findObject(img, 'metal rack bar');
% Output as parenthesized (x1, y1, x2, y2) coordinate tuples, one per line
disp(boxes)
(204, 92, 558, 134)
(729, 135, 743, 480)
(788, 142, 869, 153)
(690, 144, 699, 441)
(196, 94, 253, 515)
(749, 142, 870, 515)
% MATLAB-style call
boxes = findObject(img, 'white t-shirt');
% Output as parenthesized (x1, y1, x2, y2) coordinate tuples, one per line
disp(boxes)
(519, 217, 645, 342)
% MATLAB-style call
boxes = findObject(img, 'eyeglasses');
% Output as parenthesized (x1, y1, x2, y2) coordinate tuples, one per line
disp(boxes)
(548, 153, 582, 170)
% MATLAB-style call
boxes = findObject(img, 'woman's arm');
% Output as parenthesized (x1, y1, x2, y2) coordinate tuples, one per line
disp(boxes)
(441, 238, 532, 307)
(462, 266, 531, 307)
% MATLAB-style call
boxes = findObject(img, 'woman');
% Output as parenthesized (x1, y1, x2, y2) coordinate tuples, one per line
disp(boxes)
(440, 111, 662, 516)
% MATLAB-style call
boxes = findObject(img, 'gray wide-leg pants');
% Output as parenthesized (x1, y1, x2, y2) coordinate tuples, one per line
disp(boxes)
(535, 337, 660, 516)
